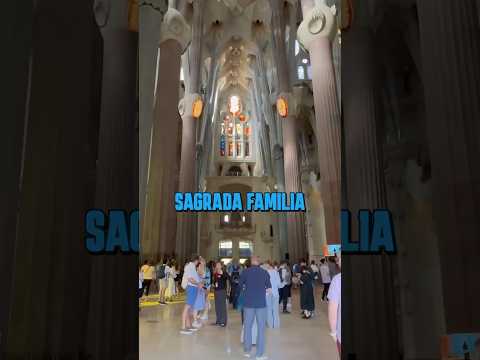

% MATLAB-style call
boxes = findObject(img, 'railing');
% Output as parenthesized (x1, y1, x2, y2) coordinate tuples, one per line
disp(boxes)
(214, 224, 256, 235)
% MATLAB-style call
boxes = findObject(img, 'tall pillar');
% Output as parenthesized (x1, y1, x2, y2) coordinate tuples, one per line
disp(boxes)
(142, 7, 191, 261)
(86, 0, 139, 357)
(6, 0, 102, 355)
(416, 0, 480, 332)
(1, 2, 33, 354)
(176, 92, 203, 261)
(176, 0, 204, 262)
(273, 145, 289, 258)
(269, 0, 307, 262)
(138, 0, 167, 231)
(342, 23, 399, 358)
(297, 0, 341, 245)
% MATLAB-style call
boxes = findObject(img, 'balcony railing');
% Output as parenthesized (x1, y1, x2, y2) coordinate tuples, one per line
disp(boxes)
(215, 224, 256, 235)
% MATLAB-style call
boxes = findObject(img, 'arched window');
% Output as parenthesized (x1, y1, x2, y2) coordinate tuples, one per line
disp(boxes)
(219, 96, 251, 159)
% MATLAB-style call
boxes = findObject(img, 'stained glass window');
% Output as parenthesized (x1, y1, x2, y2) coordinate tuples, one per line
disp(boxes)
(219, 96, 252, 159)
(229, 95, 241, 114)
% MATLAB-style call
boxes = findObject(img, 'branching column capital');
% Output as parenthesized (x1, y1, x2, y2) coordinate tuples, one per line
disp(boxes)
(159, 7, 191, 52)
(297, 2, 337, 51)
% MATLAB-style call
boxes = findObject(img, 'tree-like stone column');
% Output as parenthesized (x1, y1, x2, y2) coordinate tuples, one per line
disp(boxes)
(84, 0, 138, 357)
(176, 0, 205, 261)
(416, 0, 480, 333)
(138, 0, 168, 231)
(142, 6, 191, 261)
(269, 0, 307, 262)
(297, 0, 341, 245)
(342, 22, 399, 358)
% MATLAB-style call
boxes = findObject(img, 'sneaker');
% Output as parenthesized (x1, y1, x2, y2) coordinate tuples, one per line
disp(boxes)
(256, 356, 268, 360)
(243, 353, 251, 358)
(158, 301, 166, 305)
(192, 321, 202, 328)
(187, 327, 199, 332)
(180, 329, 192, 335)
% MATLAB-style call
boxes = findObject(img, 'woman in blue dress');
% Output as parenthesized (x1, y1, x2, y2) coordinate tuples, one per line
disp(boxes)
(192, 261, 206, 328)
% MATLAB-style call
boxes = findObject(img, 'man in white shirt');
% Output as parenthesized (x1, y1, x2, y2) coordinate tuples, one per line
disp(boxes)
(319, 258, 331, 301)
(180, 254, 203, 335)
(278, 261, 292, 313)
(328, 253, 341, 357)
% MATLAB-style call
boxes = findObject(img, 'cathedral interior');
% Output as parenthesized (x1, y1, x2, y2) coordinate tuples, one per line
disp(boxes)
(2, 0, 479, 358)
(140, 0, 342, 268)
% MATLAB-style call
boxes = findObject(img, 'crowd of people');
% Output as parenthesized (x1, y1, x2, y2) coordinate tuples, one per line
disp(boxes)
(139, 253, 342, 359)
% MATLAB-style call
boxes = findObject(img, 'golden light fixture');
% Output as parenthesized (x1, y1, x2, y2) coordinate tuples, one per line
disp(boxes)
(277, 97, 288, 118)
(192, 98, 204, 118)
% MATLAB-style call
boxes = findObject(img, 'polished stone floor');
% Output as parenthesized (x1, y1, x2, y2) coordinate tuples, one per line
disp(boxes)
(140, 287, 338, 360)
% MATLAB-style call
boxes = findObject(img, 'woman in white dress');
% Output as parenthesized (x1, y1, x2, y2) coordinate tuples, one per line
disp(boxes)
(165, 260, 177, 301)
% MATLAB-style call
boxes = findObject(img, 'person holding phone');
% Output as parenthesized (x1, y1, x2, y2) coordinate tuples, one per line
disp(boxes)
(213, 261, 229, 326)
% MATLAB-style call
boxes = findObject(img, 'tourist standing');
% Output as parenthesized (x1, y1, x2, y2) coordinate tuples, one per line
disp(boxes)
(328, 253, 341, 356)
(229, 260, 241, 308)
(310, 260, 319, 282)
(157, 257, 168, 305)
(165, 259, 177, 301)
(141, 260, 155, 296)
(299, 265, 315, 319)
(200, 260, 211, 320)
(319, 258, 331, 301)
(239, 255, 271, 359)
(265, 261, 282, 329)
(213, 261, 229, 326)
(328, 256, 339, 277)
(180, 254, 203, 335)
(192, 260, 207, 328)
(278, 261, 292, 313)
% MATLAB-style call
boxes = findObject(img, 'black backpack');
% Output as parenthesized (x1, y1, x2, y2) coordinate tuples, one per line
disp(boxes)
(231, 271, 240, 284)
(278, 268, 284, 282)
(156, 264, 166, 279)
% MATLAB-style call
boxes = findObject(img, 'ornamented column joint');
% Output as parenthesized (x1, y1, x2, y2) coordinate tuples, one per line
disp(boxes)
(178, 93, 203, 119)
(297, 1, 337, 50)
(159, 8, 191, 52)
(276, 92, 300, 118)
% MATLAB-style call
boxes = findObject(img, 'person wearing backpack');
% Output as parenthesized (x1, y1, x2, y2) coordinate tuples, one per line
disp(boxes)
(229, 263, 241, 309)
(157, 257, 168, 305)
(278, 261, 292, 313)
